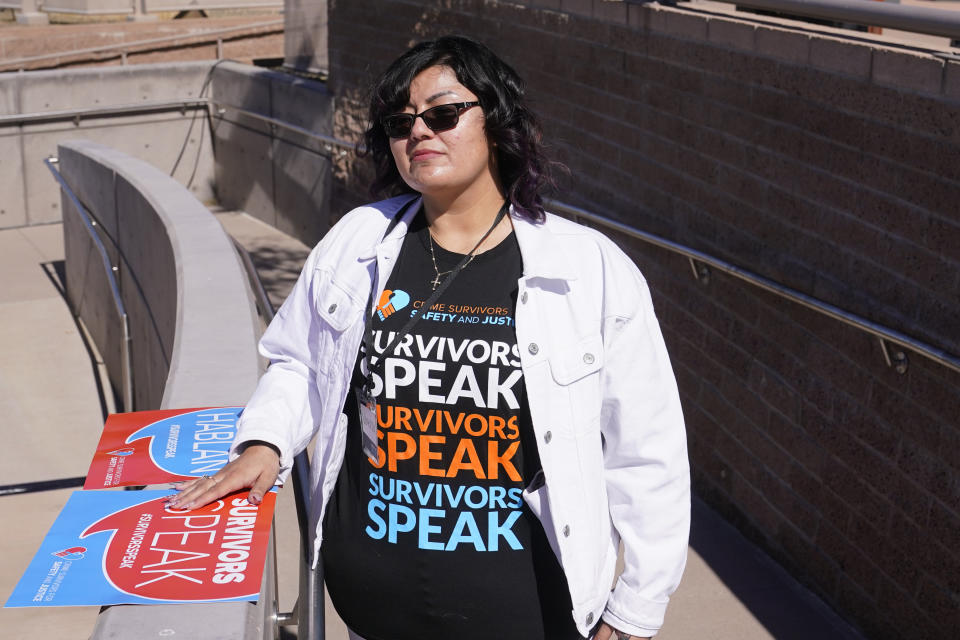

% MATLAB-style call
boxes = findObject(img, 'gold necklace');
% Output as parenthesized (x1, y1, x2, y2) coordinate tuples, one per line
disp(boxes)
(424, 202, 510, 291)
(427, 231, 477, 290)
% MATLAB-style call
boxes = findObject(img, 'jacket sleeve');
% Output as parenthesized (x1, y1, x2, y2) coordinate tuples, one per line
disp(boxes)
(229, 243, 327, 483)
(600, 263, 690, 638)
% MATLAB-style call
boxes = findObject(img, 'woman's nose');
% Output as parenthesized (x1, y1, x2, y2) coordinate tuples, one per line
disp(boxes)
(408, 114, 434, 140)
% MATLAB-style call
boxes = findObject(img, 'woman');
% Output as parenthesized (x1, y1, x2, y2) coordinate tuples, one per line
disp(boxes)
(170, 35, 690, 640)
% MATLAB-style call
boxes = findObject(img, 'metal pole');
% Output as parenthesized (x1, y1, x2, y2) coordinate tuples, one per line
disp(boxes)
(45, 156, 136, 408)
(0, 99, 210, 127)
(229, 238, 323, 639)
(15, 0, 48, 24)
(120, 315, 134, 411)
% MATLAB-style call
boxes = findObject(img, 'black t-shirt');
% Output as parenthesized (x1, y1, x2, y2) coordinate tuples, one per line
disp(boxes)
(321, 212, 581, 640)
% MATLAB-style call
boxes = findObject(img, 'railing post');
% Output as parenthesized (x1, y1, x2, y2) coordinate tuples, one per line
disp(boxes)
(230, 241, 324, 640)
(15, 0, 48, 25)
(128, 0, 158, 22)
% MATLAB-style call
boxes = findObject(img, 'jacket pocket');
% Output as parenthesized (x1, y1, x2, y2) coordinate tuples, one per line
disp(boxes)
(548, 333, 603, 433)
(313, 272, 364, 371)
(548, 333, 604, 384)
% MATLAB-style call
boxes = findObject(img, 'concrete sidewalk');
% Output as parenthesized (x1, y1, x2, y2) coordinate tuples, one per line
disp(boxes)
(0, 223, 104, 639)
(0, 216, 867, 639)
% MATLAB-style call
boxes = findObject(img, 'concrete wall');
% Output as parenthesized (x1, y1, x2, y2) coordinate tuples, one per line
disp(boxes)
(327, 1, 960, 638)
(0, 61, 217, 229)
(283, 0, 328, 73)
(211, 60, 333, 247)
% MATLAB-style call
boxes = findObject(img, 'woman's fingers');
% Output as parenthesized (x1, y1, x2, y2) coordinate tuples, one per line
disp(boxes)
(166, 444, 280, 510)
(248, 468, 276, 505)
(166, 473, 227, 510)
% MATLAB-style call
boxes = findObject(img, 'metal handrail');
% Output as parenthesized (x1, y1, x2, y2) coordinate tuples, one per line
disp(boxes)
(33, 98, 959, 374)
(44, 156, 135, 411)
(548, 199, 960, 375)
(0, 18, 283, 71)
(209, 110, 958, 378)
(213, 102, 960, 378)
(145, 2, 282, 10)
(211, 101, 352, 156)
(0, 99, 209, 127)
(229, 237, 323, 639)
(3, 96, 352, 158)
(679, 0, 960, 40)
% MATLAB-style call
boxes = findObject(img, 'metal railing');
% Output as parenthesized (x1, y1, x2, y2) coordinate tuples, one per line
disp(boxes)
(211, 105, 959, 376)
(44, 156, 135, 411)
(547, 200, 959, 376)
(230, 238, 324, 639)
(3, 97, 353, 158)
(679, 0, 960, 40)
(0, 99, 209, 128)
(0, 18, 283, 71)
(144, 1, 282, 10)
(203, 111, 959, 377)
(211, 100, 351, 157)
(25, 92, 958, 377)
(55, 91, 944, 378)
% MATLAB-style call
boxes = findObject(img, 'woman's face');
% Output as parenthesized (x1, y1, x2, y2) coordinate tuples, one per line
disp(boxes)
(388, 65, 498, 203)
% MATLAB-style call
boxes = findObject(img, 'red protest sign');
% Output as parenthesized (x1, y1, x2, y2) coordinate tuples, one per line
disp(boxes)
(85, 407, 242, 489)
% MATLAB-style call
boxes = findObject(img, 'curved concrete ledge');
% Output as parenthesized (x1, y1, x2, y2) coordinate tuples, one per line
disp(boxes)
(58, 139, 260, 410)
(56, 140, 272, 638)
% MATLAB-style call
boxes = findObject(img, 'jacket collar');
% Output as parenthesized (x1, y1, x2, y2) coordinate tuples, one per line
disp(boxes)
(358, 196, 422, 261)
(363, 198, 577, 281)
(511, 208, 579, 281)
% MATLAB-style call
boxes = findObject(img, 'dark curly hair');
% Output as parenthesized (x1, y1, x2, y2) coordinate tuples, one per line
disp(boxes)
(361, 35, 556, 222)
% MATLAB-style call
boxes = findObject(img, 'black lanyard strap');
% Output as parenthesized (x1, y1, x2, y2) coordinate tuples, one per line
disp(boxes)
(362, 200, 510, 388)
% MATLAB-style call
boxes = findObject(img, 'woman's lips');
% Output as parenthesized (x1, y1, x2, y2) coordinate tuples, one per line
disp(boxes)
(410, 149, 442, 161)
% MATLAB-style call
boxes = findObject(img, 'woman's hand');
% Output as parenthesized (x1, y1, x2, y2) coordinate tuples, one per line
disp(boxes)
(165, 442, 280, 510)
(593, 622, 650, 640)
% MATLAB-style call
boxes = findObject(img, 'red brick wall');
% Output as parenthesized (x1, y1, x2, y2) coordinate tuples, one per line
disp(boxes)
(328, 1, 960, 637)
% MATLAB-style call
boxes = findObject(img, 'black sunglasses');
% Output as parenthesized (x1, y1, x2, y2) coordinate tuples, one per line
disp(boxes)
(381, 101, 481, 138)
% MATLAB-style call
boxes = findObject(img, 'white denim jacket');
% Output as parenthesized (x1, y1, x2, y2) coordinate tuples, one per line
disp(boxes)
(232, 195, 690, 638)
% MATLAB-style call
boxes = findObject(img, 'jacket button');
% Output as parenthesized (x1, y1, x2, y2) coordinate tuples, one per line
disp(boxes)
(528, 343, 539, 355)
(544, 431, 552, 444)
(520, 291, 528, 304)
(562, 524, 570, 537)
(328, 303, 337, 314)
(586, 612, 594, 625)
(583, 353, 595, 364)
